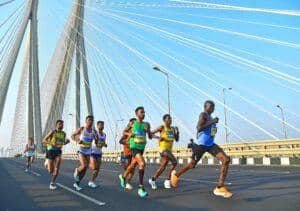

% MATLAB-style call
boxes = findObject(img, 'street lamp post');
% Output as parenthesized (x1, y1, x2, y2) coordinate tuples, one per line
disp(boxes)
(115, 119, 124, 150)
(222, 87, 232, 144)
(153, 66, 170, 114)
(276, 105, 288, 139)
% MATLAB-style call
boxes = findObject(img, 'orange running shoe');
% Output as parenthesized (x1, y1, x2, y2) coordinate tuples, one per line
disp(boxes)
(171, 170, 179, 187)
(213, 186, 233, 198)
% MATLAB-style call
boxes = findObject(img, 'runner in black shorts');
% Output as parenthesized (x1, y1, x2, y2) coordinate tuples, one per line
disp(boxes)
(171, 100, 232, 198)
(43, 120, 70, 190)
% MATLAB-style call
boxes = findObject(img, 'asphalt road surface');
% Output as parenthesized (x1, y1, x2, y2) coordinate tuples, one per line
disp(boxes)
(0, 158, 300, 211)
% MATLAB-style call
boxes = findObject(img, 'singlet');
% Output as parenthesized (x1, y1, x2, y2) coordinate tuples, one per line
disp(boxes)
(25, 144, 35, 156)
(195, 113, 217, 147)
(129, 121, 147, 150)
(91, 131, 106, 155)
(159, 125, 175, 152)
(79, 127, 96, 149)
(47, 130, 66, 151)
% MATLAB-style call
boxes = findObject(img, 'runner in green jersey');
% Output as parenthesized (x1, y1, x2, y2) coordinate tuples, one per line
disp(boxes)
(118, 106, 152, 198)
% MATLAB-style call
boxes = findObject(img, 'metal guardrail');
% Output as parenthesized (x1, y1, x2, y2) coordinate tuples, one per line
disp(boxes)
(56, 139, 300, 160)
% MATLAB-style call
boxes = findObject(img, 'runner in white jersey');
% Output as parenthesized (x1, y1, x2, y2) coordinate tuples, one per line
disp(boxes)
(88, 121, 107, 188)
(72, 115, 98, 191)
(23, 138, 35, 172)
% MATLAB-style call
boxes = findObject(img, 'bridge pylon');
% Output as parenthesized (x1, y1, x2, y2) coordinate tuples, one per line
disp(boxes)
(0, 0, 42, 155)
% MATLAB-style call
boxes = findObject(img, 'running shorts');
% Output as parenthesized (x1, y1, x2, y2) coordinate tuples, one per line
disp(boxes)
(191, 144, 223, 162)
(46, 149, 62, 160)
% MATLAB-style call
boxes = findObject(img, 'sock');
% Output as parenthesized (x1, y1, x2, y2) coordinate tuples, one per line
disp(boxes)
(139, 169, 144, 186)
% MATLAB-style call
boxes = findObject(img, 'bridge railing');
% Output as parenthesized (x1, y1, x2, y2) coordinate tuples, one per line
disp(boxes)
(37, 139, 300, 165)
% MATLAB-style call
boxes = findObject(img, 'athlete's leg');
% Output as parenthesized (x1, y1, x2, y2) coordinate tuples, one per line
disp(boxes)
(166, 152, 177, 180)
(135, 153, 146, 187)
(215, 151, 230, 187)
(77, 154, 89, 182)
(123, 157, 137, 179)
(51, 156, 62, 183)
(47, 159, 54, 175)
(25, 157, 30, 169)
(90, 156, 100, 182)
(152, 155, 168, 181)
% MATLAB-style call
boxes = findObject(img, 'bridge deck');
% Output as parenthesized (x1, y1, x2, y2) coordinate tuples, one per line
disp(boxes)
(0, 158, 300, 211)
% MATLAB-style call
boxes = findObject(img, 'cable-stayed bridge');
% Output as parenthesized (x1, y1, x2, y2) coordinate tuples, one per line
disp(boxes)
(0, 1, 300, 210)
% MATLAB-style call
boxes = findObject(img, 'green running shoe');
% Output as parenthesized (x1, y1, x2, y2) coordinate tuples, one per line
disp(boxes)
(118, 174, 125, 188)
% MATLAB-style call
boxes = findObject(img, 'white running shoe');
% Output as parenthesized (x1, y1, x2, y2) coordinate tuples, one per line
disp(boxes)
(73, 183, 83, 191)
(125, 183, 133, 190)
(148, 178, 157, 190)
(49, 183, 57, 190)
(164, 180, 171, 189)
(73, 168, 80, 182)
(88, 181, 98, 188)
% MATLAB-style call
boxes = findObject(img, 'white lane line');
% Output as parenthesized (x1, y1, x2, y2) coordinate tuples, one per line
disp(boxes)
(56, 183, 106, 206)
(100, 168, 232, 185)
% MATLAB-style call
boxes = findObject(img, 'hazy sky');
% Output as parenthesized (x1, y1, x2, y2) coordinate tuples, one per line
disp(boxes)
(1, 0, 300, 151)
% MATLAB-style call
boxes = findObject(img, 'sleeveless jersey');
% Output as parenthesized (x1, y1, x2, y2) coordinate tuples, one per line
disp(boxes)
(196, 113, 217, 147)
(91, 131, 106, 155)
(159, 125, 175, 152)
(47, 130, 66, 150)
(129, 121, 147, 150)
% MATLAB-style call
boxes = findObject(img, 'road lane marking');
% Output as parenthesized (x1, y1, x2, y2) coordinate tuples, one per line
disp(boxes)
(56, 183, 106, 206)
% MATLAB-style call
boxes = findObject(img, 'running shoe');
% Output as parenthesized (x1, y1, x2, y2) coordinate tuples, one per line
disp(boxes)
(88, 181, 98, 188)
(118, 174, 125, 188)
(73, 183, 83, 191)
(125, 183, 133, 190)
(148, 178, 157, 190)
(213, 186, 233, 198)
(171, 170, 179, 187)
(24, 168, 29, 173)
(164, 179, 171, 189)
(49, 183, 58, 190)
(138, 187, 148, 198)
(73, 168, 80, 182)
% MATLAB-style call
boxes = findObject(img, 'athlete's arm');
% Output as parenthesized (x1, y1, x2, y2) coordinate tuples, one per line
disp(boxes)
(123, 124, 133, 137)
(174, 126, 179, 142)
(42, 131, 54, 146)
(196, 112, 218, 133)
(63, 133, 70, 145)
(71, 127, 83, 143)
(146, 122, 152, 139)
(24, 144, 29, 153)
(151, 125, 163, 139)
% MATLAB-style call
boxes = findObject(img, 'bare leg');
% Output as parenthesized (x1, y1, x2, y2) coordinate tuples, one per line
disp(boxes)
(215, 152, 230, 187)
(152, 156, 168, 181)
(77, 154, 89, 182)
(90, 157, 101, 182)
(175, 159, 197, 177)
(51, 156, 61, 183)
(166, 153, 177, 180)
(135, 154, 146, 187)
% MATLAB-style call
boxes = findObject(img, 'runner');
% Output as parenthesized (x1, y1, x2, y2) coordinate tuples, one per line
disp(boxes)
(88, 121, 107, 188)
(119, 118, 136, 190)
(148, 114, 179, 189)
(23, 137, 35, 172)
(72, 115, 98, 191)
(42, 120, 70, 190)
(118, 107, 152, 198)
(171, 100, 233, 198)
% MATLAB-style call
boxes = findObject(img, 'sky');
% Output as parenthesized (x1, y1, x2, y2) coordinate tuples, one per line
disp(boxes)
(0, 0, 300, 152)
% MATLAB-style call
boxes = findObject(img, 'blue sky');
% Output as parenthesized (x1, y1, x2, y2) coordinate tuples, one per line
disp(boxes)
(0, 0, 300, 151)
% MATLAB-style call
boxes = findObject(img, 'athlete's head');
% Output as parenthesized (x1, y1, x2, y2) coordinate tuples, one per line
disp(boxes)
(204, 100, 215, 114)
(135, 106, 145, 120)
(56, 119, 64, 130)
(28, 137, 34, 145)
(97, 121, 104, 130)
(85, 115, 94, 127)
(163, 114, 172, 126)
